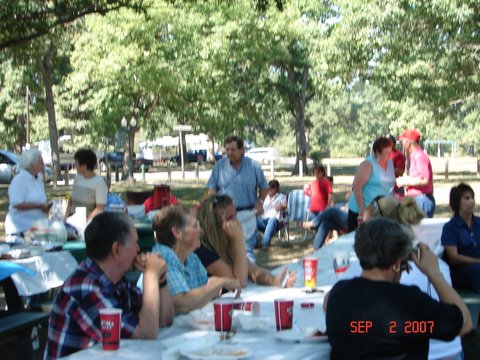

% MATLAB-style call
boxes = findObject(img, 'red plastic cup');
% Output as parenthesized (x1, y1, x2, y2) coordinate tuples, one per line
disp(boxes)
(99, 308, 122, 351)
(274, 299, 294, 331)
(233, 301, 260, 315)
(332, 250, 350, 276)
(213, 299, 235, 332)
(303, 257, 318, 289)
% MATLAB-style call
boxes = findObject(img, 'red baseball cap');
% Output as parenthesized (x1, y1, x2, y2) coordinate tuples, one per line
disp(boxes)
(398, 128, 421, 142)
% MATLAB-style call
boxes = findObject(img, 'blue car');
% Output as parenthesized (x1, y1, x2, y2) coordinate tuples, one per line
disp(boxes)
(170, 150, 208, 164)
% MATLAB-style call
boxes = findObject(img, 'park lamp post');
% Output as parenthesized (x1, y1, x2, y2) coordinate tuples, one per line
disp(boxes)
(121, 116, 137, 181)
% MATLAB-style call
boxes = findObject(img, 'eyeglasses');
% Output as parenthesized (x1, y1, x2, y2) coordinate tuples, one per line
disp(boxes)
(371, 195, 385, 216)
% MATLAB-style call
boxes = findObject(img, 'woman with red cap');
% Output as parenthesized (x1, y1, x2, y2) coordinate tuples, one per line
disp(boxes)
(396, 128, 435, 218)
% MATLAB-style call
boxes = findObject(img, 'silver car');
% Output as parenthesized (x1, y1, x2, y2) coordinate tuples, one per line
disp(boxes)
(0, 150, 52, 183)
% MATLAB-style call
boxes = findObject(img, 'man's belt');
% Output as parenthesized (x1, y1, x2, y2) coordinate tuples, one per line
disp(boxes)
(236, 205, 255, 212)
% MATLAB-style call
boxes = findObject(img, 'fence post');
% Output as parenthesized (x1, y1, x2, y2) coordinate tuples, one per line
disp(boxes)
(167, 163, 171, 182)
(299, 159, 304, 178)
(64, 166, 69, 186)
(195, 163, 199, 182)
(141, 164, 146, 182)
(444, 155, 449, 180)
(270, 160, 274, 179)
(326, 161, 331, 177)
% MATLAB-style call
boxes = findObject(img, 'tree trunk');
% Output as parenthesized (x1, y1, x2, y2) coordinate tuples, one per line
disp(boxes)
(291, 67, 309, 175)
(38, 41, 60, 189)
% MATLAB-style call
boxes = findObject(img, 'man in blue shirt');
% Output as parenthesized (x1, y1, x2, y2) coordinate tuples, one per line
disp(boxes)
(206, 136, 268, 263)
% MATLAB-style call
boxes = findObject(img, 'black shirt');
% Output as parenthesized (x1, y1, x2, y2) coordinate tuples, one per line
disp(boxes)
(326, 277, 463, 360)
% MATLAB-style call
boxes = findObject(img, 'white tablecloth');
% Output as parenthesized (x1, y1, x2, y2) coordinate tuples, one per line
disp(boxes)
(9, 250, 77, 296)
(64, 285, 330, 359)
(59, 218, 452, 360)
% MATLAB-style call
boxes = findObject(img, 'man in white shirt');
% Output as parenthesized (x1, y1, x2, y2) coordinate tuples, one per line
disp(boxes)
(256, 180, 287, 251)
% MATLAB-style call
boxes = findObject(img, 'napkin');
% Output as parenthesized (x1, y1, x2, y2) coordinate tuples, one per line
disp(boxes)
(234, 310, 274, 332)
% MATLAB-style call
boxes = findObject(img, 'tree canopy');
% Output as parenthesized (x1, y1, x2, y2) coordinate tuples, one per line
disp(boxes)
(0, 0, 478, 169)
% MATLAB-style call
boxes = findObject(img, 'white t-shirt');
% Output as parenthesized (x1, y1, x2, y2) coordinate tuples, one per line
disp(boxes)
(262, 192, 287, 220)
(5, 169, 48, 234)
(71, 174, 108, 216)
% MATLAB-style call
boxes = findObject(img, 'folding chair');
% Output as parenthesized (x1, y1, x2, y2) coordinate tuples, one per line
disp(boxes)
(286, 189, 311, 241)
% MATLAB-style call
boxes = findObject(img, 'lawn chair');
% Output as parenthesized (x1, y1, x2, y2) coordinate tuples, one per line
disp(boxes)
(286, 189, 311, 241)
(275, 195, 290, 244)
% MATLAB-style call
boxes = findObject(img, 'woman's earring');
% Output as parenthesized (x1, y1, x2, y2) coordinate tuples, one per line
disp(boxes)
(392, 264, 401, 273)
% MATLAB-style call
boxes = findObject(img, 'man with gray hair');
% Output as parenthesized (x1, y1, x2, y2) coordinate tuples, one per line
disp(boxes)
(206, 135, 268, 263)
(45, 212, 173, 358)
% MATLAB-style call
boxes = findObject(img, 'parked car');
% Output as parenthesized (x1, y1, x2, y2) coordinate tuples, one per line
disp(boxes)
(98, 151, 124, 171)
(0, 150, 19, 184)
(245, 147, 279, 164)
(98, 151, 153, 172)
(133, 157, 153, 171)
(0, 150, 52, 183)
(170, 149, 207, 165)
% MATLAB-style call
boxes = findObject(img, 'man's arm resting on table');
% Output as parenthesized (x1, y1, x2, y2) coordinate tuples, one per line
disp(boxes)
(159, 283, 174, 327)
(133, 270, 160, 339)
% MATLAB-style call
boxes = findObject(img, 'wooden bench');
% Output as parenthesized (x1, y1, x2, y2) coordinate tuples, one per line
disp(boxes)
(457, 289, 480, 328)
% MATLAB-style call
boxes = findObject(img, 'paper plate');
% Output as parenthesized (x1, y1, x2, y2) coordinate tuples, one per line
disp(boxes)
(180, 343, 251, 360)
(275, 328, 328, 343)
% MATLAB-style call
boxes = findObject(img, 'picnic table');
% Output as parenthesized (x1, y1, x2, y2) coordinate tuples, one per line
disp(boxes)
(55, 218, 454, 359)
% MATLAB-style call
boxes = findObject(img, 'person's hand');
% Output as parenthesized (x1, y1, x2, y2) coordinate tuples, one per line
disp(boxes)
(41, 202, 52, 213)
(254, 201, 264, 216)
(411, 242, 440, 279)
(135, 252, 167, 280)
(396, 176, 409, 187)
(275, 267, 297, 288)
(221, 277, 242, 298)
(285, 271, 297, 288)
(208, 276, 242, 298)
(223, 219, 244, 242)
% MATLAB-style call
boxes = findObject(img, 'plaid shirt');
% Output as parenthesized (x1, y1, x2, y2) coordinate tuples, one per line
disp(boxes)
(151, 243, 207, 297)
(44, 258, 142, 359)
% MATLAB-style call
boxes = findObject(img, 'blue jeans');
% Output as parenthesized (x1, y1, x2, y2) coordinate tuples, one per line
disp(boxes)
(257, 217, 280, 248)
(414, 194, 436, 218)
(310, 207, 348, 250)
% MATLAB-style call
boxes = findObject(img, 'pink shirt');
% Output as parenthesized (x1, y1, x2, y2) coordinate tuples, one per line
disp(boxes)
(406, 147, 433, 196)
